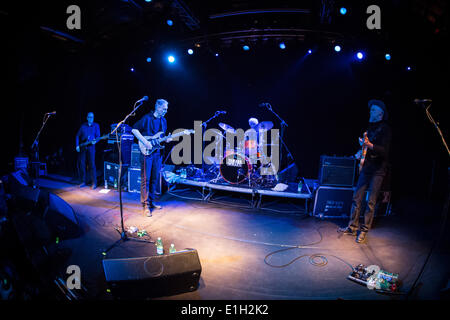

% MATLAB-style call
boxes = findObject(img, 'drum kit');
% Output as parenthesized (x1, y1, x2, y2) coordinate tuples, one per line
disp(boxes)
(204, 121, 279, 188)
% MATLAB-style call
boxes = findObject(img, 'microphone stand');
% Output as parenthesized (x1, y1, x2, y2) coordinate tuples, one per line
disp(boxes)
(201, 111, 225, 176)
(423, 102, 450, 157)
(103, 99, 154, 257)
(30, 113, 54, 188)
(261, 103, 292, 170)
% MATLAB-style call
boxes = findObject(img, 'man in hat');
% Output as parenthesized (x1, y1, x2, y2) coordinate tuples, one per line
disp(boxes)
(339, 99, 391, 243)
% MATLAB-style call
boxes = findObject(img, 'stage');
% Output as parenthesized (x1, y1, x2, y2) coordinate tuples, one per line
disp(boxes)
(29, 174, 450, 300)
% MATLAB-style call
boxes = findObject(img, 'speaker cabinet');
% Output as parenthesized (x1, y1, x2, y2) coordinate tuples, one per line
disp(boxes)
(102, 249, 202, 299)
(318, 155, 356, 187)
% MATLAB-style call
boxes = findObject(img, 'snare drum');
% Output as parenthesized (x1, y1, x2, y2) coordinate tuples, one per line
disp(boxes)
(219, 152, 252, 184)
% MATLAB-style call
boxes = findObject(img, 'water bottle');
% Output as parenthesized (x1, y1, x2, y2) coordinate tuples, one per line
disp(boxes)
(169, 243, 176, 254)
(297, 180, 303, 193)
(114, 179, 117, 189)
(104, 180, 108, 189)
(156, 237, 164, 255)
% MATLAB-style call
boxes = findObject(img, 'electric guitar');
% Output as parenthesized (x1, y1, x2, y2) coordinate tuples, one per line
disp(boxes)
(77, 134, 109, 149)
(138, 129, 195, 156)
(359, 132, 368, 173)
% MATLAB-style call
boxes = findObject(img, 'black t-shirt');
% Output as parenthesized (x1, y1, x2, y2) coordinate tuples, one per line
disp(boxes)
(363, 120, 391, 174)
(132, 112, 167, 137)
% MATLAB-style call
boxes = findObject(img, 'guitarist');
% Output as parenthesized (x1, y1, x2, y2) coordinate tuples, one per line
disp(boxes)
(339, 100, 391, 244)
(132, 99, 169, 217)
(76, 112, 100, 189)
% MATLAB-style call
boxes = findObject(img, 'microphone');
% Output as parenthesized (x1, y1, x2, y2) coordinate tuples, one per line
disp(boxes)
(46, 111, 56, 115)
(136, 96, 149, 103)
(414, 99, 432, 104)
(216, 110, 226, 114)
(258, 102, 268, 107)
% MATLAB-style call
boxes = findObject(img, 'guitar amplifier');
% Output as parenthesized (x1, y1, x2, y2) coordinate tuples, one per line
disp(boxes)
(130, 143, 141, 168)
(318, 155, 356, 187)
(313, 186, 353, 218)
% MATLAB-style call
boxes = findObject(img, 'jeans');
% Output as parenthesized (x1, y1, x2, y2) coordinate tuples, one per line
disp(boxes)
(140, 152, 161, 206)
(348, 170, 385, 232)
(80, 145, 96, 184)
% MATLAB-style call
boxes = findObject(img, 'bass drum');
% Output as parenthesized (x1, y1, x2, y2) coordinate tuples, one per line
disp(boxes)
(220, 153, 251, 184)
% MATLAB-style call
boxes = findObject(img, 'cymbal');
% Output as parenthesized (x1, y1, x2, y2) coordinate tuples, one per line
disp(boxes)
(255, 121, 273, 131)
(219, 122, 236, 133)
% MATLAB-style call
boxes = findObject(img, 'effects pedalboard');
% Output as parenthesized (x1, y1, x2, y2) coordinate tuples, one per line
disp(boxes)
(348, 264, 400, 293)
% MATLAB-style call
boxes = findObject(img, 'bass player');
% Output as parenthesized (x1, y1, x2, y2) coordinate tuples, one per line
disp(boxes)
(339, 99, 391, 244)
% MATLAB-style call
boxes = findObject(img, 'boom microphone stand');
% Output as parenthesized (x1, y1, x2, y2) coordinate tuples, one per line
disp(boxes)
(260, 103, 293, 170)
(103, 97, 154, 256)
(30, 112, 55, 188)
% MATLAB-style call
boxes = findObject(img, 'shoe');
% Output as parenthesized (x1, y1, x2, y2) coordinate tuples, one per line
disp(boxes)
(143, 206, 152, 217)
(338, 227, 357, 236)
(356, 231, 367, 243)
(92, 184, 97, 190)
(150, 203, 162, 210)
(80, 183, 87, 188)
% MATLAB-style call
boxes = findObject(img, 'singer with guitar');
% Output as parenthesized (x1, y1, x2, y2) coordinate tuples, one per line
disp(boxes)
(131, 99, 171, 217)
(76, 112, 101, 189)
(339, 100, 391, 244)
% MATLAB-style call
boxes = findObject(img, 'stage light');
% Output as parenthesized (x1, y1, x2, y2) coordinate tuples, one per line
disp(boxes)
(130, 67, 134, 72)
(145, 0, 152, 2)
(279, 42, 286, 49)
(307, 49, 312, 54)
(187, 49, 193, 55)
(340, 7, 347, 15)
(146, 57, 151, 62)
(406, 66, 411, 71)
(168, 55, 175, 63)
(334, 45, 341, 52)
(215, 53, 219, 57)
(356, 51, 364, 60)
(167, 20, 173, 26)
(385, 53, 391, 60)
(243, 45, 250, 51)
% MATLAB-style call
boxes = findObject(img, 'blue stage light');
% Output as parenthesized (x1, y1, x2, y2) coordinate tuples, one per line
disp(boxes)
(243, 45, 250, 51)
(130, 67, 134, 72)
(340, 7, 347, 15)
(279, 42, 286, 49)
(334, 45, 341, 52)
(308, 49, 312, 54)
(187, 49, 193, 55)
(385, 53, 391, 60)
(407, 66, 411, 71)
(356, 52, 364, 60)
(168, 55, 175, 63)
(145, 0, 152, 2)
(146, 57, 151, 62)
(167, 20, 173, 26)
(215, 53, 219, 57)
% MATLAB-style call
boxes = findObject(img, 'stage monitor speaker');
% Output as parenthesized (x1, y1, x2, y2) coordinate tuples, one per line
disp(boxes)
(313, 186, 353, 218)
(102, 249, 202, 299)
(318, 155, 356, 187)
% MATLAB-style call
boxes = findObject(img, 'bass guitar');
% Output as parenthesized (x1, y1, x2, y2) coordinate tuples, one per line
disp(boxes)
(359, 132, 368, 173)
(77, 134, 109, 149)
(138, 129, 195, 156)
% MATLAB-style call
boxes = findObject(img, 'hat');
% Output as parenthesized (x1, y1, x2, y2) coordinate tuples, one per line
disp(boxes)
(368, 99, 388, 120)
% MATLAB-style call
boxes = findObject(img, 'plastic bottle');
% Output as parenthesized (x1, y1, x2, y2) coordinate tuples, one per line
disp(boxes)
(297, 180, 303, 193)
(169, 243, 176, 254)
(156, 237, 164, 255)
(104, 180, 108, 189)
(114, 179, 117, 189)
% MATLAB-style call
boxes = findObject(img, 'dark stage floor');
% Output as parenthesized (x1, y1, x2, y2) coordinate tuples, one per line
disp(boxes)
(34, 175, 450, 300)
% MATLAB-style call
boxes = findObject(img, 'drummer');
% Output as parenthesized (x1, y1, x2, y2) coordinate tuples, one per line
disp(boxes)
(245, 117, 260, 162)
